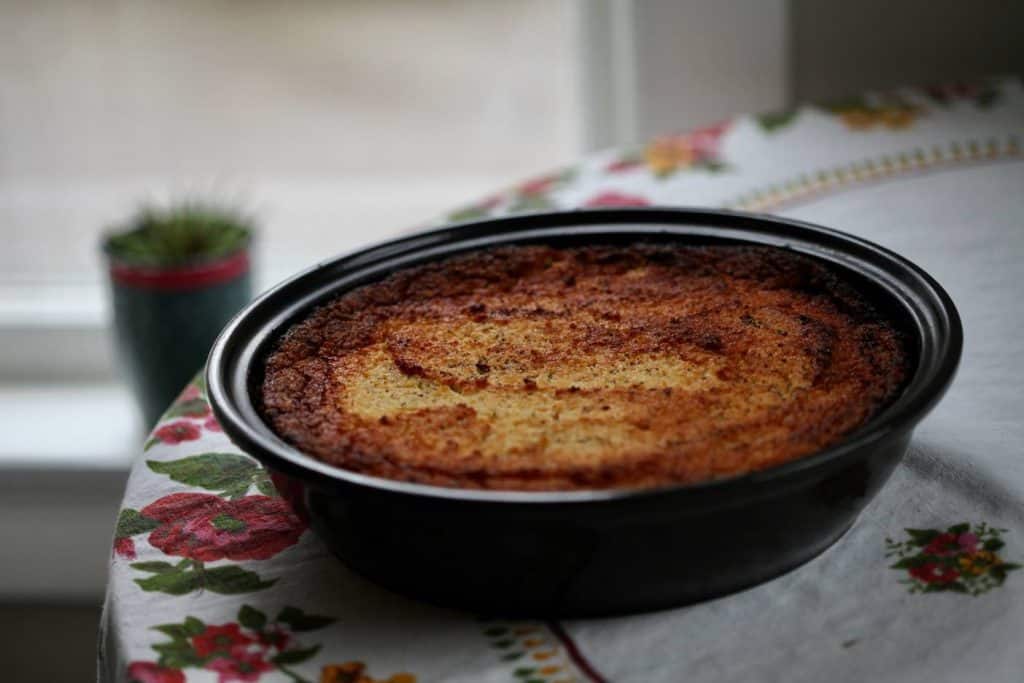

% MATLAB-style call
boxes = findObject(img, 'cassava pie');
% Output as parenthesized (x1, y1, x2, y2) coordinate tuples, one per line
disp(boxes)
(260, 244, 908, 491)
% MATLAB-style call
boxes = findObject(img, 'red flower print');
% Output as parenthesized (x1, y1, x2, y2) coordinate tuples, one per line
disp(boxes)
(127, 661, 185, 683)
(141, 492, 306, 562)
(114, 536, 137, 560)
(923, 533, 958, 557)
(687, 120, 731, 159)
(179, 385, 201, 402)
(605, 158, 644, 173)
(192, 623, 254, 658)
(205, 647, 274, 683)
(153, 421, 202, 445)
(518, 173, 561, 196)
(584, 191, 650, 208)
(144, 607, 338, 683)
(204, 415, 223, 432)
(888, 523, 1020, 595)
(909, 562, 960, 585)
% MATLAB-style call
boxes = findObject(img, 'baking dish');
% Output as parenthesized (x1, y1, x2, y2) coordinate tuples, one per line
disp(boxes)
(208, 208, 961, 616)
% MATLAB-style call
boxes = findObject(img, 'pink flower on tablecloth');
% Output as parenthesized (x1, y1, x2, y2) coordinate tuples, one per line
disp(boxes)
(192, 623, 254, 658)
(957, 532, 980, 554)
(114, 536, 137, 559)
(584, 191, 651, 208)
(204, 415, 223, 432)
(153, 421, 202, 446)
(141, 492, 305, 562)
(205, 646, 274, 683)
(127, 661, 185, 683)
(687, 120, 731, 157)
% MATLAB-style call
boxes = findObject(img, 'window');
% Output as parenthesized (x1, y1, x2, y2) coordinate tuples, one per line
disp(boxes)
(0, 1, 582, 377)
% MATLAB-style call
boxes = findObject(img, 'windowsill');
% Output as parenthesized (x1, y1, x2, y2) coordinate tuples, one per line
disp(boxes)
(0, 382, 140, 470)
(0, 381, 139, 602)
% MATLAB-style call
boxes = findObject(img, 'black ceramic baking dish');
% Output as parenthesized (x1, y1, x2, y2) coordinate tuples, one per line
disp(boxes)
(207, 208, 961, 616)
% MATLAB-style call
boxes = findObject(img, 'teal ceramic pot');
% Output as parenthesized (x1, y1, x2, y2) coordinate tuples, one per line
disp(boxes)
(108, 250, 252, 428)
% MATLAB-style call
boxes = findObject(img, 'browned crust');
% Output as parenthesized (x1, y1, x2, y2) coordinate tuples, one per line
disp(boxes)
(261, 244, 908, 491)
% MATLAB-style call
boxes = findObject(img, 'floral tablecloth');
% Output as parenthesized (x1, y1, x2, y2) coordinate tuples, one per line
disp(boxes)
(102, 77, 1024, 683)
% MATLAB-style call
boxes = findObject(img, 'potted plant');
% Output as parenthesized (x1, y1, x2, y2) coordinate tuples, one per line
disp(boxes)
(104, 201, 254, 428)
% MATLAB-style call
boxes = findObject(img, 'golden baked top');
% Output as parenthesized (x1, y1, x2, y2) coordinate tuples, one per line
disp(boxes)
(261, 244, 908, 491)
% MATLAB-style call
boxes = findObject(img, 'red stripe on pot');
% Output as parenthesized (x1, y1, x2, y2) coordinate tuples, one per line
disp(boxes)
(110, 250, 250, 290)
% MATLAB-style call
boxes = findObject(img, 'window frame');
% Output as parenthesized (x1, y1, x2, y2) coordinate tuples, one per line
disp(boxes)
(577, 0, 789, 149)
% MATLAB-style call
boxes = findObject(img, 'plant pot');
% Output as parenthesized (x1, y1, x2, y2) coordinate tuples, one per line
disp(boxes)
(108, 250, 252, 428)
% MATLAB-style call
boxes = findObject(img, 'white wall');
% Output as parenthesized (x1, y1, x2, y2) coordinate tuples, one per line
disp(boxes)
(792, 0, 1024, 103)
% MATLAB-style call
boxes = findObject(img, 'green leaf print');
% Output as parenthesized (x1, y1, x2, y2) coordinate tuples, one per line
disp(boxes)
(116, 508, 160, 538)
(275, 606, 336, 632)
(147, 453, 271, 499)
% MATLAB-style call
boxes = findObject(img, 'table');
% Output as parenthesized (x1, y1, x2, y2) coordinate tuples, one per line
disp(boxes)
(102, 77, 1024, 683)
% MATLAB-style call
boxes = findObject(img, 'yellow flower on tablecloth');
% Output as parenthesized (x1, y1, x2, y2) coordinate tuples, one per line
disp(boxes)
(645, 136, 697, 175)
(975, 549, 997, 564)
(320, 661, 416, 683)
(838, 106, 922, 130)
(605, 120, 730, 178)
(838, 108, 876, 130)
(879, 106, 918, 129)
(958, 556, 985, 576)
(829, 95, 923, 131)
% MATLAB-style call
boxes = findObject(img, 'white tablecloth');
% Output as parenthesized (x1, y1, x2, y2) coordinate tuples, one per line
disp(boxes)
(103, 77, 1024, 683)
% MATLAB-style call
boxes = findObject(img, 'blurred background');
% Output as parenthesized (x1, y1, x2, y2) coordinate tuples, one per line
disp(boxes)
(1, 0, 1021, 679)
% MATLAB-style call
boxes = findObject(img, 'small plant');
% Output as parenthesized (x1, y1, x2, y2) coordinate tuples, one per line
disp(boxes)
(105, 201, 253, 268)
(103, 200, 255, 427)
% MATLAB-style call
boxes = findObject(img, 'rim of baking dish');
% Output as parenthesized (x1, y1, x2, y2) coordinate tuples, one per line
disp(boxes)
(207, 208, 962, 505)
